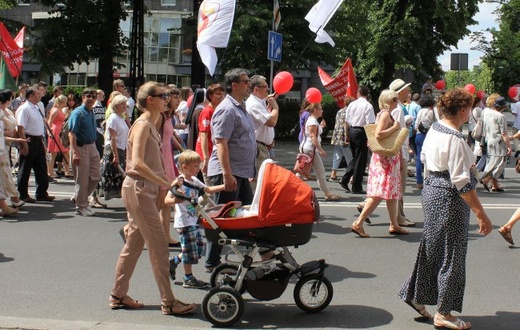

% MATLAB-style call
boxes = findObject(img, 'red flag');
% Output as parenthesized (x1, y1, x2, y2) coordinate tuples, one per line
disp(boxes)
(317, 58, 359, 108)
(0, 22, 23, 78)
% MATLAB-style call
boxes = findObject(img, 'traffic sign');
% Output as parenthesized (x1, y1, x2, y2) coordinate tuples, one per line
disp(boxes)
(268, 30, 282, 62)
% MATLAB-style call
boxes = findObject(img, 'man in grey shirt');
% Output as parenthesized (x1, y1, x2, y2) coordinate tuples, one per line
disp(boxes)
(205, 68, 256, 271)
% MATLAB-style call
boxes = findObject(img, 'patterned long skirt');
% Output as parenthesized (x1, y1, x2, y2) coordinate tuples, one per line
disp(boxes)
(100, 146, 126, 201)
(399, 171, 470, 314)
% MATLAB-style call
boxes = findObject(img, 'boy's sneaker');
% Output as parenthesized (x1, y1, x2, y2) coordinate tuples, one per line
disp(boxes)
(183, 276, 209, 289)
(169, 258, 178, 280)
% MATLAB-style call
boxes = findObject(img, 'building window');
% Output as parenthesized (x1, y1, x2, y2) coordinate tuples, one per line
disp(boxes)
(18, 0, 30, 5)
(161, 0, 176, 6)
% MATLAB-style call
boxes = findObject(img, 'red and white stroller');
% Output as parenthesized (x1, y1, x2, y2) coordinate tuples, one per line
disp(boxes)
(172, 160, 333, 327)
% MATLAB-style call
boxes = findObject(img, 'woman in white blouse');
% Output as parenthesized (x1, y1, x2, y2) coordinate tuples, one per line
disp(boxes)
(399, 88, 492, 330)
(99, 95, 129, 200)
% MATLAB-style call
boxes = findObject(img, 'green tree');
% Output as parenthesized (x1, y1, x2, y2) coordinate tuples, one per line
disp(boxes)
(29, 0, 129, 95)
(0, 0, 15, 11)
(474, 0, 520, 96)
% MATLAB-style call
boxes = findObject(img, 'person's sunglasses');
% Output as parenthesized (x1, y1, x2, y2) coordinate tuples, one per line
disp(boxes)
(150, 93, 170, 100)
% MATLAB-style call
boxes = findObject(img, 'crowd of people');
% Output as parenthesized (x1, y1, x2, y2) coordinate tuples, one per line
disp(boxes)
(1, 71, 519, 328)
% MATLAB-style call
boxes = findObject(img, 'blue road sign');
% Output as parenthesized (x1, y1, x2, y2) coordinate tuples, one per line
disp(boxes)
(268, 30, 282, 62)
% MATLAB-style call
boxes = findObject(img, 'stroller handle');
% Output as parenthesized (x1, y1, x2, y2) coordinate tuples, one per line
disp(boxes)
(170, 180, 207, 204)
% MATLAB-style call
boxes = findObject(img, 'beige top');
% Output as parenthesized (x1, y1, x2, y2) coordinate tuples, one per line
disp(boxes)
(125, 119, 165, 181)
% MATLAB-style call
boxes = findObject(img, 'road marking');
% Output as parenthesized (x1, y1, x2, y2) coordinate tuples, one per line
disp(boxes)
(320, 202, 519, 210)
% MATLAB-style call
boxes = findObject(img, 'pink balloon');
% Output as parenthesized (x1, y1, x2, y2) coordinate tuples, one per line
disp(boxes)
(508, 86, 518, 99)
(464, 84, 476, 95)
(272, 71, 294, 94)
(305, 87, 322, 103)
(435, 80, 446, 90)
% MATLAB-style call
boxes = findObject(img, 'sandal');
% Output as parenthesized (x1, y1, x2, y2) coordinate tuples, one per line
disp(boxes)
(161, 300, 196, 315)
(325, 194, 341, 201)
(498, 226, 514, 245)
(479, 179, 490, 192)
(109, 294, 144, 309)
(434, 315, 471, 329)
(351, 224, 369, 238)
(404, 300, 432, 321)
(327, 177, 337, 182)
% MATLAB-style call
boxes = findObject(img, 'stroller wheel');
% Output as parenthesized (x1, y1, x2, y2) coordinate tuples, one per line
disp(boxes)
(203, 286, 244, 327)
(294, 274, 333, 313)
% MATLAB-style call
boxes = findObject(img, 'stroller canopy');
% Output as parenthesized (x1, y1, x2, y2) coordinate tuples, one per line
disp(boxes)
(253, 161, 316, 226)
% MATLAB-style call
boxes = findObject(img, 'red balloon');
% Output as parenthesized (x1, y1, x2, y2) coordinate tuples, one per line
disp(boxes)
(272, 71, 294, 94)
(464, 84, 476, 95)
(508, 86, 518, 99)
(476, 90, 485, 100)
(305, 87, 322, 103)
(435, 80, 446, 90)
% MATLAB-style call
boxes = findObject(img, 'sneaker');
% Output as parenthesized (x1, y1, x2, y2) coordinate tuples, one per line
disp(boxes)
(169, 258, 178, 280)
(183, 276, 209, 289)
(76, 206, 96, 216)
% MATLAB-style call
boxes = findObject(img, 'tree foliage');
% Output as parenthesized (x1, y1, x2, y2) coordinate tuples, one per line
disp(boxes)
(444, 62, 494, 92)
(216, 0, 479, 96)
(475, 0, 520, 96)
(0, 0, 16, 11)
(29, 0, 128, 94)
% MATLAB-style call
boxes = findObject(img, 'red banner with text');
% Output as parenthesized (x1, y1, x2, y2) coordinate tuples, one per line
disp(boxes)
(317, 58, 358, 108)
(0, 23, 23, 78)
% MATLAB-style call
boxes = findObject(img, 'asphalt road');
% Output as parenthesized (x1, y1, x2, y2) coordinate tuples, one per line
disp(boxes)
(1, 142, 519, 330)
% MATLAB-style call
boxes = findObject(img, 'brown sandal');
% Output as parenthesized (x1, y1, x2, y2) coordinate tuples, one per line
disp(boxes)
(161, 299, 196, 315)
(109, 294, 144, 309)
(498, 226, 515, 245)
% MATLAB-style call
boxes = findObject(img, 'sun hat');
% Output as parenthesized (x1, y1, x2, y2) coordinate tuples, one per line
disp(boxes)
(389, 79, 411, 93)
(494, 96, 509, 108)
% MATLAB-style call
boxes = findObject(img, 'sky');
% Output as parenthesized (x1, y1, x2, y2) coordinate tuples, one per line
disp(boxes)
(437, 2, 500, 71)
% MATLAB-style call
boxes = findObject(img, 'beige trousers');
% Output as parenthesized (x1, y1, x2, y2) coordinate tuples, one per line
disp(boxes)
(72, 143, 100, 208)
(111, 177, 175, 305)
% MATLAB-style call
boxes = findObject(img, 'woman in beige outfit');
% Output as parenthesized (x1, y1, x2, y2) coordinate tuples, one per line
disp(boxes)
(110, 82, 196, 315)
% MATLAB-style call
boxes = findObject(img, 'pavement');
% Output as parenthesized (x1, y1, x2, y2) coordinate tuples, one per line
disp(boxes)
(1, 141, 520, 330)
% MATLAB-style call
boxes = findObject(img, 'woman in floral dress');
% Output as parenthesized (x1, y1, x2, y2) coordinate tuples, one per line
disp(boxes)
(350, 89, 409, 237)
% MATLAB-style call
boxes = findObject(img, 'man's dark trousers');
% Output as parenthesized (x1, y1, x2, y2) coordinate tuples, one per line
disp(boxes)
(341, 127, 368, 193)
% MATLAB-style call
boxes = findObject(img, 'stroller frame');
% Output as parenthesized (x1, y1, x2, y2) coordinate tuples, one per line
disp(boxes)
(171, 161, 333, 327)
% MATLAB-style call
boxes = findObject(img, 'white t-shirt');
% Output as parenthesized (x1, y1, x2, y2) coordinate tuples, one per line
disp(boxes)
(300, 116, 322, 154)
(511, 101, 520, 129)
(175, 100, 189, 136)
(173, 176, 206, 228)
(104, 113, 129, 150)
(126, 97, 135, 119)
(391, 103, 409, 160)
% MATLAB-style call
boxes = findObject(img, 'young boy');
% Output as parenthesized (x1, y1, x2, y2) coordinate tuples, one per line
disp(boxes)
(165, 150, 225, 289)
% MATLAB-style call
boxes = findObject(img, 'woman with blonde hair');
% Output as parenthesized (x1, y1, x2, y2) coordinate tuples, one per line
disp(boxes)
(99, 94, 129, 200)
(110, 82, 196, 315)
(350, 89, 408, 237)
(47, 94, 72, 178)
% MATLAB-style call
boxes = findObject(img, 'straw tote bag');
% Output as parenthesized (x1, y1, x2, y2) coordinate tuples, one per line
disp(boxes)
(364, 124, 409, 157)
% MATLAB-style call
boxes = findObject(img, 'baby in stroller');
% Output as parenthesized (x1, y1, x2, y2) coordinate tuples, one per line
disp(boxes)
(164, 150, 225, 289)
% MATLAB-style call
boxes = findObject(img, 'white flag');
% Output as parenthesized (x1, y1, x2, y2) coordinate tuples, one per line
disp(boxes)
(305, 0, 344, 47)
(197, 0, 236, 76)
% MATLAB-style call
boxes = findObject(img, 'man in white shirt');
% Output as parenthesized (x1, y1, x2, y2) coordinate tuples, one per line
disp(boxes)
(340, 85, 375, 194)
(511, 98, 520, 157)
(16, 86, 55, 203)
(389, 79, 415, 227)
(245, 75, 279, 189)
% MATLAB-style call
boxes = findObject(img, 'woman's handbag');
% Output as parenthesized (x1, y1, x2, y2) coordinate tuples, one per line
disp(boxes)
(293, 152, 314, 177)
(472, 117, 483, 140)
(364, 124, 409, 157)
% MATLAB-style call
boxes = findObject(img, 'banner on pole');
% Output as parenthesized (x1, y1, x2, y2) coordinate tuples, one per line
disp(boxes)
(318, 58, 358, 108)
(196, 0, 236, 76)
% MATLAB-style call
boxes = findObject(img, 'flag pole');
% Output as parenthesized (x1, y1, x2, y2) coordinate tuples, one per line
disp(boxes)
(269, 0, 275, 90)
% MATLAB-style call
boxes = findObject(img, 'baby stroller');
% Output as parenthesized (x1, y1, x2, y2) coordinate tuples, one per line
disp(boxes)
(172, 160, 333, 327)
